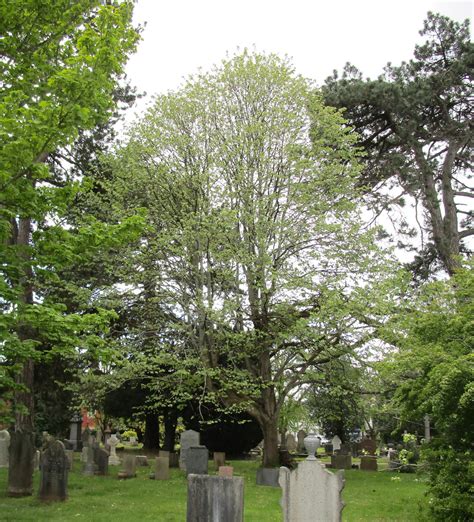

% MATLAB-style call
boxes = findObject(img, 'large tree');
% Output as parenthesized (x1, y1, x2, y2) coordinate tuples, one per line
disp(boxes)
(113, 51, 390, 467)
(0, 0, 139, 495)
(322, 12, 473, 277)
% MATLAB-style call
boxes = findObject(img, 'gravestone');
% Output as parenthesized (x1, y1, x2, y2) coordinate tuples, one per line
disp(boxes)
(297, 430, 307, 453)
(82, 446, 95, 476)
(360, 455, 378, 471)
(119, 453, 136, 478)
(0, 429, 10, 468)
(68, 413, 82, 451)
(330, 454, 352, 470)
(219, 466, 234, 477)
(187, 474, 244, 522)
(360, 438, 377, 455)
(64, 450, 73, 471)
(108, 434, 121, 466)
(95, 448, 109, 475)
(7, 431, 36, 497)
(154, 456, 170, 480)
(331, 436, 342, 452)
(186, 446, 208, 476)
(180, 430, 200, 471)
(286, 434, 297, 452)
(39, 440, 68, 502)
(213, 451, 225, 470)
(279, 460, 345, 522)
(136, 455, 148, 467)
(256, 467, 280, 487)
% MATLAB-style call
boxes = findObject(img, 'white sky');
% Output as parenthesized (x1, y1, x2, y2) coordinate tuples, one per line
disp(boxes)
(125, 0, 472, 114)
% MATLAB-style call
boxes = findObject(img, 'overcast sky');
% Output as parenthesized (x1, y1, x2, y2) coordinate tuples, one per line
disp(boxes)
(125, 0, 472, 114)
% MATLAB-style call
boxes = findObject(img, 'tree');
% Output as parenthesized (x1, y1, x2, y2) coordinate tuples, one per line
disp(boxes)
(0, 0, 139, 496)
(379, 264, 473, 520)
(114, 51, 390, 467)
(322, 13, 473, 277)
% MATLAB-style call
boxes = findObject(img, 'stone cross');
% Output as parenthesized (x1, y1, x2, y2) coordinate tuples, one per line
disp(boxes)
(187, 474, 244, 522)
(108, 434, 120, 466)
(39, 440, 68, 502)
(279, 460, 345, 522)
(179, 430, 200, 470)
(0, 429, 11, 468)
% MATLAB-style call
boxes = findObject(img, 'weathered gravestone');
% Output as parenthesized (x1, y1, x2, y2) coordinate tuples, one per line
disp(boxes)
(154, 456, 170, 480)
(108, 434, 120, 466)
(331, 436, 342, 452)
(256, 467, 280, 487)
(0, 429, 10, 468)
(7, 431, 36, 497)
(330, 454, 352, 470)
(297, 430, 307, 453)
(118, 453, 136, 479)
(213, 451, 225, 470)
(279, 460, 345, 522)
(187, 474, 244, 522)
(286, 434, 297, 452)
(360, 455, 378, 471)
(39, 440, 68, 502)
(95, 448, 109, 475)
(64, 450, 73, 471)
(82, 446, 95, 476)
(180, 430, 200, 471)
(186, 446, 208, 476)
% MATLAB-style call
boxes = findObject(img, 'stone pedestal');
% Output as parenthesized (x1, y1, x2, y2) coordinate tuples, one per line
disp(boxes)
(187, 474, 244, 522)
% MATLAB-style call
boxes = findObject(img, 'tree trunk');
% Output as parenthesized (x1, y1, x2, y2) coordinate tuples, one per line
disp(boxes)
(260, 415, 280, 467)
(143, 414, 160, 450)
(163, 409, 178, 452)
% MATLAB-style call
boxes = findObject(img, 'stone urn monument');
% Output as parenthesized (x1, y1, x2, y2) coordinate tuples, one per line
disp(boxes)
(303, 433, 320, 461)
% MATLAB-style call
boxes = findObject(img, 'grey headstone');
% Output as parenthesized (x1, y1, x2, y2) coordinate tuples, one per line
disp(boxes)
(297, 430, 307, 453)
(68, 413, 82, 451)
(331, 436, 342, 452)
(286, 434, 297, 452)
(330, 455, 352, 470)
(122, 454, 136, 478)
(95, 448, 109, 475)
(39, 440, 68, 502)
(0, 429, 11, 468)
(186, 446, 208, 476)
(82, 446, 95, 476)
(64, 450, 73, 470)
(187, 474, 244, 522)
(256, 467, 280, 487)
(7, 431, 35, 497)
(180, 430, 200, 470)
(280, 460, 345, 522)
(155, 456, 170, 480)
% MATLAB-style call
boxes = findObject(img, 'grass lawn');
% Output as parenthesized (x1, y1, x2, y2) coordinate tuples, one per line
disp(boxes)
(0, 456, 428, 521)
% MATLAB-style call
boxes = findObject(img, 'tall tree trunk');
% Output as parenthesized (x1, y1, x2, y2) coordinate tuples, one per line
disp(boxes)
(260, 414, 280, 468)
(163, 409, 178, 452)
(8, 217, 36, 497)
(143, 414, 160, 450)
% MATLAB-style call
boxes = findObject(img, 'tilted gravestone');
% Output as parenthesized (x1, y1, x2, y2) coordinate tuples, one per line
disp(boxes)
(0, 429, 10, 468)
(187, 474, 244, 522)
(154, 456, 170, 480)
(213, 451, 225, 470)
(39, 440, 68, 502)
(186, 446, 208, 476)
(180, 430, 200, 470)
(279, 460, 345, 522)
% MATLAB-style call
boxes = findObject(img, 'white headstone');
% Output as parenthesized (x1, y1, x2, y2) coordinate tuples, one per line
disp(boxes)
(331, 435, 342, 452)
(108, 434, 121, 466)
(279, 460, 345, 522)
(0, 430, 10, 468)
(179, 430, 200, 470)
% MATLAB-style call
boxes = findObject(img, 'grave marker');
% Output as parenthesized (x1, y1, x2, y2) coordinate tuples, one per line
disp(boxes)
(180, 430, 200, 471)
(39, 440, 68, 502)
